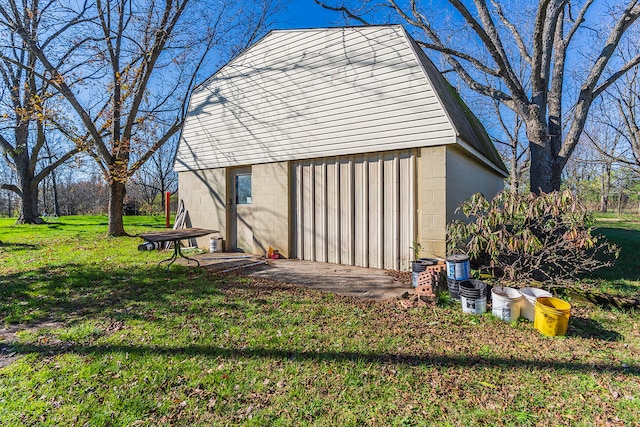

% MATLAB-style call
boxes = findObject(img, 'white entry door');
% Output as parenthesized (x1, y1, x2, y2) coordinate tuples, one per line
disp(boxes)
(293, 150, 415, 270)
(229, 167, 253, 253)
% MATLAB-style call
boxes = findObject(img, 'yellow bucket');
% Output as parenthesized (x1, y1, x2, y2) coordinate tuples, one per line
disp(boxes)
(534, 297, 571, 337)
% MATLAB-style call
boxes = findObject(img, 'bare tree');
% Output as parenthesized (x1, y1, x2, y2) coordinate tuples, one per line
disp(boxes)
(128, 138, 178, 214)
(582, 44, 640, 210)
(0, 0, 278, 235)
(563, 131, 617, 211)
(57, 177, 109, 215)
(583, 118, 628, 212)
(0, 161, 17, 216)
(0, 0, 81, 223)
(488, 100, 529, 193)
(316, 0, 640, 193)
(603, 66, 640, 172)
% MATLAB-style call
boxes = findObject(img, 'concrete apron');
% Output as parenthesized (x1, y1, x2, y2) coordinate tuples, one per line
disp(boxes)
(195, 254, 411, 301)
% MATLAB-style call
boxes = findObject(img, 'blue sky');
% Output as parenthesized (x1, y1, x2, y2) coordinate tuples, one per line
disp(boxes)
(278, 0, 349, 29)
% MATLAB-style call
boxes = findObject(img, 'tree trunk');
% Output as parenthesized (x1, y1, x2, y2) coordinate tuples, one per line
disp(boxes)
(7, 191, 12, 217)
(617, 191, 622, 217)
(51, 169, 60, 217)
(509, 144, 519, 194)
(42, 178, 48, 214)
(527, 127, 554, 193)
(16, 179, 42, 224)
(108, 181, 127, 236)
(600, 163, 611, 212)
(160, 175, 166, 212)
(526, 113, 566, 194)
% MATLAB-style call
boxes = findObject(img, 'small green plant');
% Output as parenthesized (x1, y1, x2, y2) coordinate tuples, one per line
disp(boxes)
(436, 290, 453, 307)
(410, 240, 421, 261)
(447, 190, 619, 284)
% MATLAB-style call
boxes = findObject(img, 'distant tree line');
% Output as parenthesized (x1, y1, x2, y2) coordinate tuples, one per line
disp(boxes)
(0, 142, 177, 217)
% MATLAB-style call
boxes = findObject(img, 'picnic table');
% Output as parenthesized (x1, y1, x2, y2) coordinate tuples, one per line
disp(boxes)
(138, 228, 218, 271)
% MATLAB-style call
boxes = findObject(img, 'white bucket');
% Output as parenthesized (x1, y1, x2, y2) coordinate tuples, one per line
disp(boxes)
(521, 287, 552, 322)
(460, 295, 486, 315)
(209, 236, 223, 253)
(491, 286, 522, 322)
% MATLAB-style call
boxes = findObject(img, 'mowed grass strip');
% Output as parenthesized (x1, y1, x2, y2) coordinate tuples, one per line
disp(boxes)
(0, 215, 638, 426)
(589, 214, 640, 296)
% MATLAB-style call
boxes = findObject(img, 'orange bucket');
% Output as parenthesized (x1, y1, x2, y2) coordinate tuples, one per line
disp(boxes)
(534, 297, 571, 337)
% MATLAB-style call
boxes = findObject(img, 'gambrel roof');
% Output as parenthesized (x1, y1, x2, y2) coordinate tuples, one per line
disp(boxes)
(176, 25, 507, 176)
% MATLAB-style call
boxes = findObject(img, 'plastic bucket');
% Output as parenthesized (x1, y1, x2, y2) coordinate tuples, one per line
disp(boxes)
(521, 287, 552, 322)
(461, 295, 487, 315)
(459, 280, 487, 314)
(417, 258, 439, 265)
(491, 286, 523, 322)
(411, 259, 439, 287)
(446, 255, 470, 280)
(534, 297, 571, 337)
(459, 279, 487, 297)
(411, 261, 427, 288)
(209, 237, 223, 253)
(446, 278, 461, 301)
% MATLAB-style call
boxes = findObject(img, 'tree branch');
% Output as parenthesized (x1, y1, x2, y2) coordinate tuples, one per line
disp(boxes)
(412, 39, 501, 77)
(530, 0, 553, 96)
(565, 0, 594, 44)
(593, 54, 640, 98)
(0, 132, 13, 154)
(560, 1, 640, 161)
(122, 0, 189, 144)
(0, 183, 22, 196)
(583, 128, 639, 167)
(491, 0, 531, 65)
(469, 0, 527, 98)
(33, 147, 80, 184)
(313, 0, 371, 25)
(127, 119, 182, 177)
(0, 2, 113, 165)
(412, 40, 513, 105)
(41, 0, 93, 49)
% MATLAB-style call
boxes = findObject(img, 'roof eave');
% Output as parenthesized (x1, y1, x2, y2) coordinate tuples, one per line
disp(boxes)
(455, 137, 509, 178)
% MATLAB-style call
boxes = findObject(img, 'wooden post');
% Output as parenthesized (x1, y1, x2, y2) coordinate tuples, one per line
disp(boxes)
(165, 192, 171, 228)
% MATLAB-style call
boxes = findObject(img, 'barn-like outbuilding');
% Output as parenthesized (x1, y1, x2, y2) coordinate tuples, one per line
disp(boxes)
(175, 25, 507, 270)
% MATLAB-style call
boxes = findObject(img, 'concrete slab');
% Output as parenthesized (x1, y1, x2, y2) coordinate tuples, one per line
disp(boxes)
(196, 253, 412, 301)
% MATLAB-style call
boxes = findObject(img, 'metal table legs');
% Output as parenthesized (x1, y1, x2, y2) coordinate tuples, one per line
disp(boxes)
(157, 240, 201, 271)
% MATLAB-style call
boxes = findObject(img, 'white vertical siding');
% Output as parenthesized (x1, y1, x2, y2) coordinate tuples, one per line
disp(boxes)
(295, 164, 303, 258)
(326, 161, 340, 264)
(302, 162, 314, 259)
(294, 150, 416, 270)
(368, 159, 383, 268)
(176, 26, 455, 172)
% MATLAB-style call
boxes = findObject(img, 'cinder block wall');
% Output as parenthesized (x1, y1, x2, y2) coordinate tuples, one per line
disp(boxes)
(177, 168, 227, 248)
(251, 161, 290, 257)
(417, 146, 447, 258)
(445, 146, 505, 224)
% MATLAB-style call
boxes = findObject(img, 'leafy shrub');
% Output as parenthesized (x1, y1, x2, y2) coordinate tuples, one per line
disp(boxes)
(447, 190, 619, 283)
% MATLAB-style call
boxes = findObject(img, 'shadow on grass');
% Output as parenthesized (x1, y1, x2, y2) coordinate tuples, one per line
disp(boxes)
(0, 242, 40, 252)
(0, 263, 229, 324)
(7, 342, 639, 377)
(568, 316, 624, 341)
(590, 228, 640, 283)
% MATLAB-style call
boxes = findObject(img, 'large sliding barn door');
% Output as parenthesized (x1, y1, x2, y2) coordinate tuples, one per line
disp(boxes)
(293, 150, 415, 270)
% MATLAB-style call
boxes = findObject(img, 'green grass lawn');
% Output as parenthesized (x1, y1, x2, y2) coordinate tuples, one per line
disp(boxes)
(1, 215, 639, 426)
(590, 214, 640, 295)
